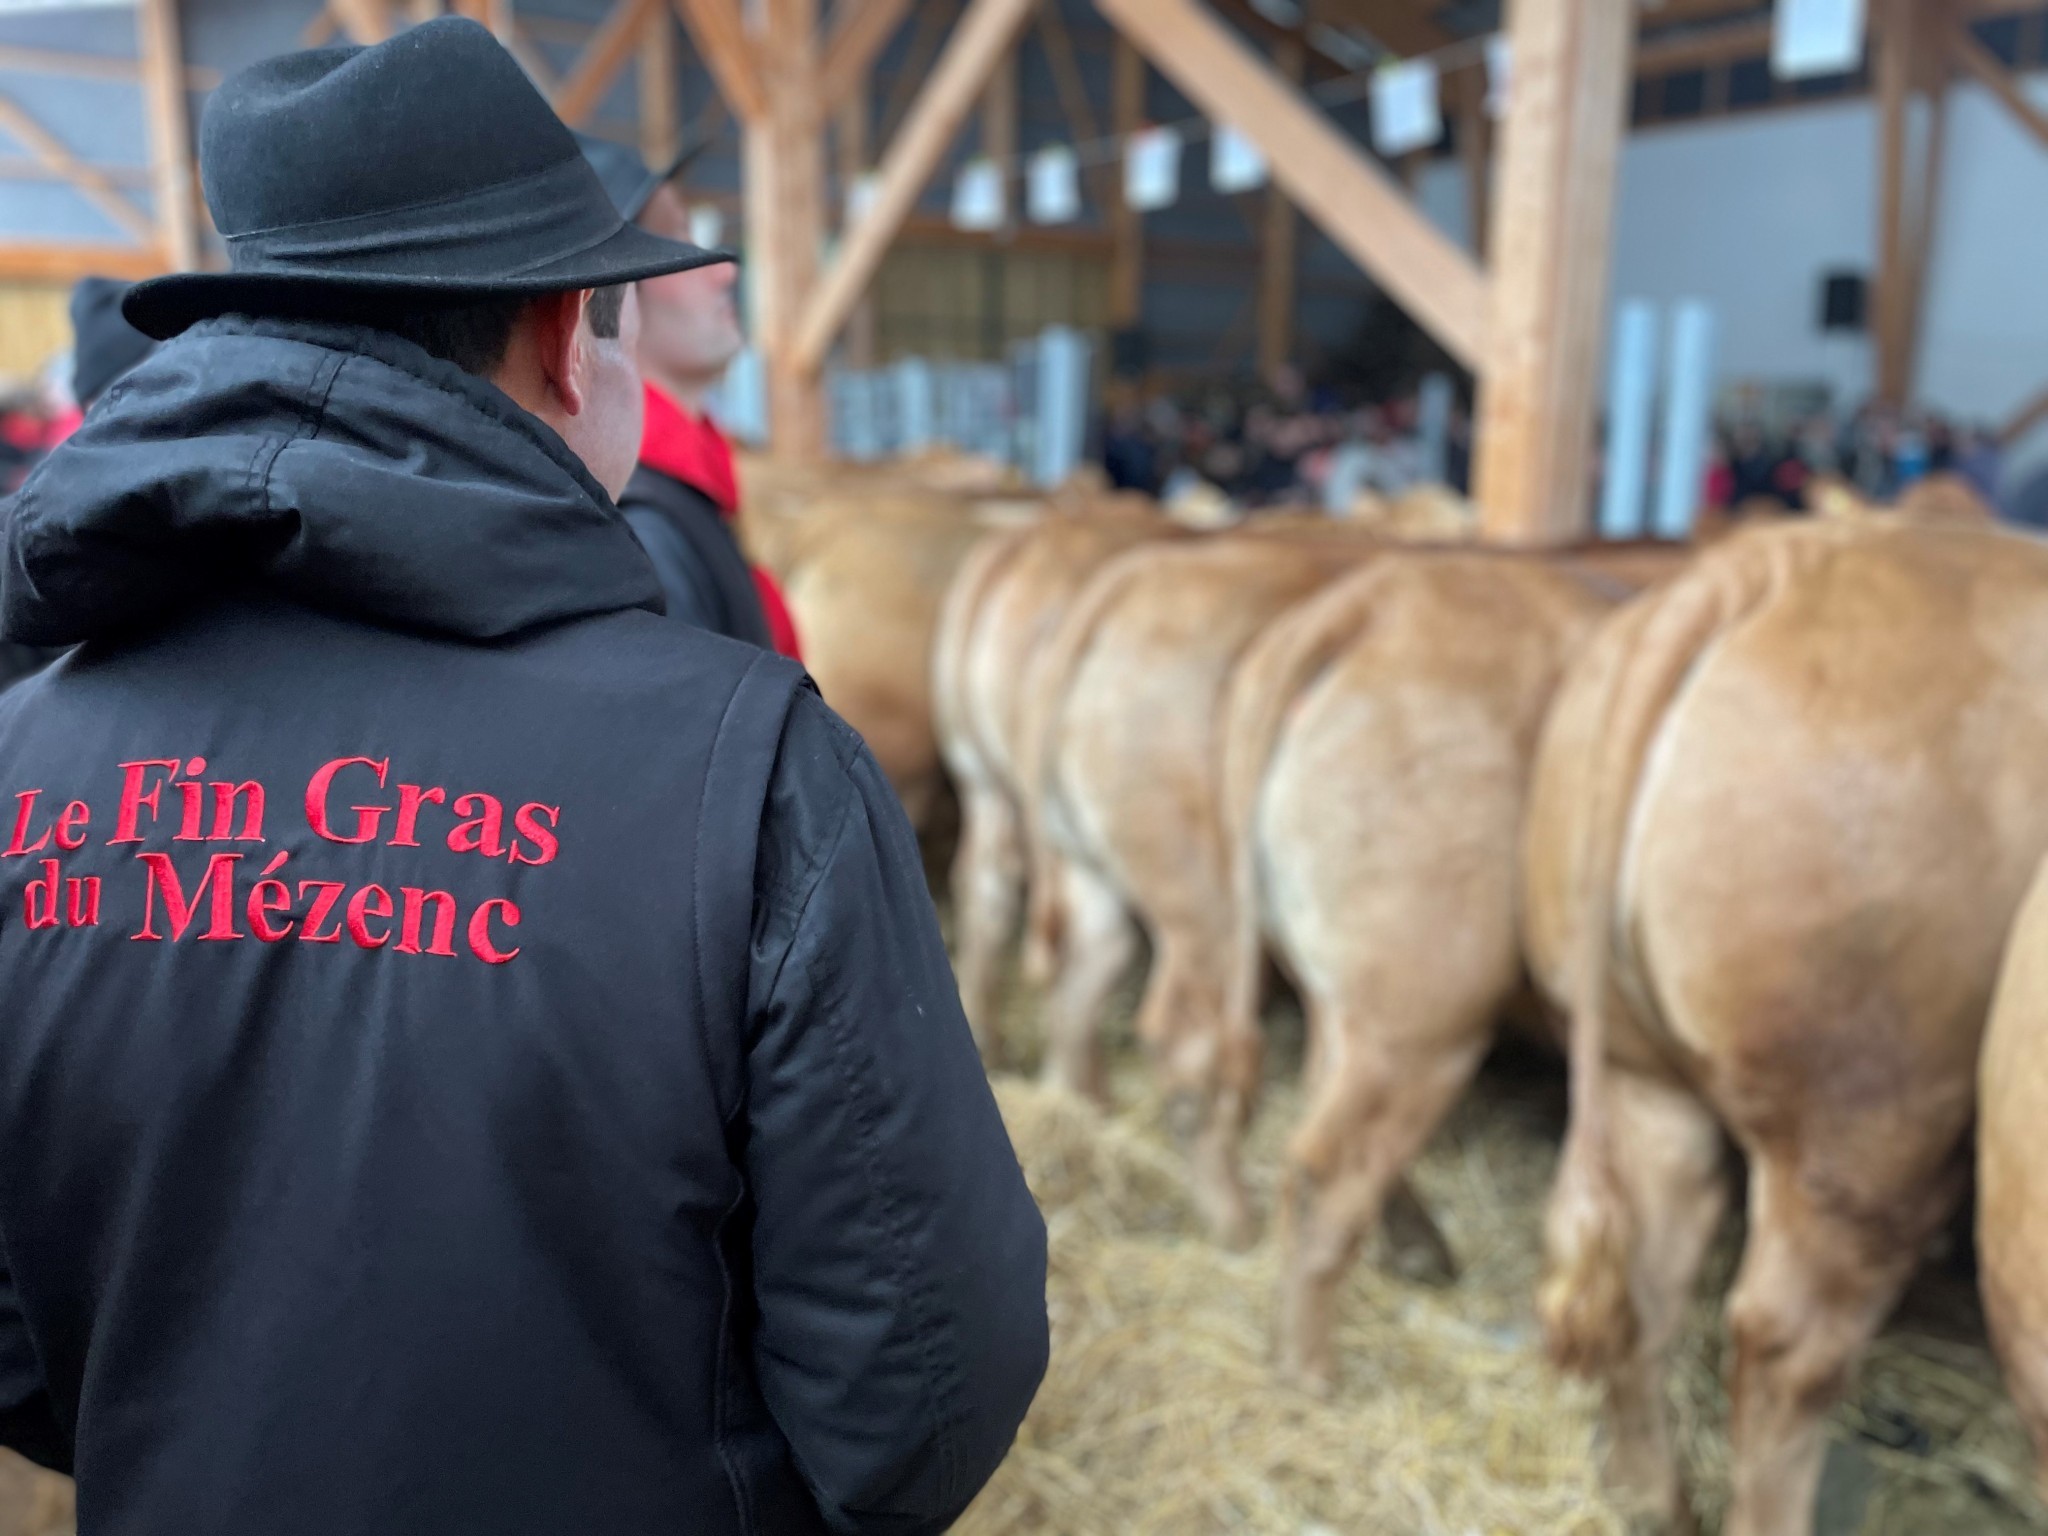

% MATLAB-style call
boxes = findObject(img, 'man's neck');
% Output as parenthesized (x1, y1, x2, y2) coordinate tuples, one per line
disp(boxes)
(646, 364, 718, 414)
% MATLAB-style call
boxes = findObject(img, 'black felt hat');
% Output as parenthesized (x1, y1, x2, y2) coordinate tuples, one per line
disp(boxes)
(574, 132, 712, 222)
(70, 277, 156, 405)
(124, 18, 736, 340)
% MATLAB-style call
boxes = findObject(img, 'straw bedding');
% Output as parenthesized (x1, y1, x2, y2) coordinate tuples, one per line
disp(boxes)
(957, 977, 2048, 1536)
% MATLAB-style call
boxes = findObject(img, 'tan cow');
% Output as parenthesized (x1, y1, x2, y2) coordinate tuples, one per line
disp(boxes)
(1979, 855, 2048, 1497)
(931, 503, 1178, 1054)
(1019, 528, 1385, 1240)
(1528, 517, 2048, 1536)
(1217, 546, 1680, 1392)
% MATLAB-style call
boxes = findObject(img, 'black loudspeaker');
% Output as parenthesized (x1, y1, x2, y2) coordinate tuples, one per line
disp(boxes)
(1110, 326, 1150, 378)
(1821, 271, 1867, 332)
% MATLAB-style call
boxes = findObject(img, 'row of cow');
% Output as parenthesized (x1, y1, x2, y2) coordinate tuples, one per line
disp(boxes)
(738, 457, 2048, 1536)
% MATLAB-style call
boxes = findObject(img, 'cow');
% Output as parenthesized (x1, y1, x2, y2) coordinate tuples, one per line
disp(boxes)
(1978, 852, 2048, 1498)
(1215, 546, 1680, 1393)
(1017, 527, 1386, 1240)
(1527, 517, 2048, 1536)
(931, 502, 1178, 1056)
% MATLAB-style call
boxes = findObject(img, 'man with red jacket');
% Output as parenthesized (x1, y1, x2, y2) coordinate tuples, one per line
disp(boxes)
(580, 135, 801, 656)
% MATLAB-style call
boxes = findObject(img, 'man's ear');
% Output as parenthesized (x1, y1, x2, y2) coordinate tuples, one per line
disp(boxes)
(533, 289, 592, 417)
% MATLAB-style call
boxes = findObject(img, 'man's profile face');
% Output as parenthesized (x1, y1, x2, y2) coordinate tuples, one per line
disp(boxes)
(635, 185, 744, 387)
(575, 284, 645, 501)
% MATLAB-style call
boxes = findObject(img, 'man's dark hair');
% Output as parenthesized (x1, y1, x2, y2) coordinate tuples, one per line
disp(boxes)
(256, 284, 628, 378)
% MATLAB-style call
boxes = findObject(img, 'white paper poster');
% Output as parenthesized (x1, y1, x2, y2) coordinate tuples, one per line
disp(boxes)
(1772, 0, 1865, 79)
(1370, 58, 1442, 156)
(1028, 145, 1081, 224)
(951, 157, 1006, 231)
(687, 205, 724, 249)
(845, 171, 881, 226)
(1123, 126, 1182, 211)
(1485, 35, 1512, 119)
(1210, 124, 1267, 193)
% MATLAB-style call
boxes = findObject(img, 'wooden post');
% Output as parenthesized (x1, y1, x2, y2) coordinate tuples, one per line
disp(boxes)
(1903, 27, 1949, 400)
(556, 0, 664, 125)
(1256, 32, 1302, 377)
(1872, 0, 1920, 408)
(672, 0, 767, 123)
(329, 0, 396, 43)
(790, 0, 1039, 373)
(1109, 36, 1145, 329)
(137, 0, 200, 270)
(750, 0, 829, 457)
(1036, 0, 1114, 210)
(820, 0, 914, 112)
(640, 7, 679, 163)
(1471, 0, 1634, 544)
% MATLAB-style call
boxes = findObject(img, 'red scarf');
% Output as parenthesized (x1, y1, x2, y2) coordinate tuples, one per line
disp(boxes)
(639, 382, 801, 660)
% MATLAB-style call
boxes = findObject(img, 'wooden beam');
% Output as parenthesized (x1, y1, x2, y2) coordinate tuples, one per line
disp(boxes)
(0, 157, 151, 188)
(137, 0, 200, 270)
(981, 38, 1018, 233)
(0, 89, 157, 245)
(0, 241, 166, 282)
(1948, 14, 2048, 152)
(0, 43, 216, 89)
(1095, 0, 1492, 369)
(820, 0, 914, 113)
(329, 0, 396, 43)
(1632, 15, 1772, 72)
(1036, 0, 1116, 211)
(672, 0, 767, 122)
(790, 0, 1039, 373)
(877, 0, 957, 143)
(2001, 383, 2048, 446)
(556, 0, 663, 125)
(1256, 32, 1302, 376)
(640, 5, 680, 162)
(1472, 0, 1635, 543)
(1108, 35, 1145, 328)
(1452, 63, 1490, 257)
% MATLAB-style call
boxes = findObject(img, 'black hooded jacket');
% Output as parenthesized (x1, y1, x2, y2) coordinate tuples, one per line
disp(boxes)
(0, 315, 1047, 1535)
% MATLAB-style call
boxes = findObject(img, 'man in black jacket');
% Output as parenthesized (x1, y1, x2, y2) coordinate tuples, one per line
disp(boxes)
(579, 134, 800, 654)
(0, 21, 1046, 1536)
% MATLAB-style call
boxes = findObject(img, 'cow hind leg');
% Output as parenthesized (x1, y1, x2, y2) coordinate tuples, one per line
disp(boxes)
(1141, 936, 1260, 1250)
(1276, 1007, 1486, 1396)
(1594, 1070, 1730, 1535)
(949, 781, 1025, 1066)
(1722, 1155, 1951, 1536)
(1038, 858, 1136, 1105)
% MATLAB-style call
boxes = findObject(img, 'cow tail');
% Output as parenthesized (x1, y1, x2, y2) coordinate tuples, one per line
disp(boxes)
(1540, 535, 1788, 1378)
(1218, 558, 1397, 1041)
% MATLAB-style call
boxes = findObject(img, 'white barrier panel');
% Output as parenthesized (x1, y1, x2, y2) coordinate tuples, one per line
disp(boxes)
(1033, 327, 1091, 489)
(1600, 300, 1660, 540)
(1655, 300, 1718, 541)
(894, 358, 936, 453)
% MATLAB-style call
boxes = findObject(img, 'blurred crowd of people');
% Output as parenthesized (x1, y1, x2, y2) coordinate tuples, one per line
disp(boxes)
(1705, 404, 2008, 517)
(1099, 367, 1474, 514)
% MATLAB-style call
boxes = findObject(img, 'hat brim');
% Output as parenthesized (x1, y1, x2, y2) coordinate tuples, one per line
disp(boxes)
(123, 221, 738, 341)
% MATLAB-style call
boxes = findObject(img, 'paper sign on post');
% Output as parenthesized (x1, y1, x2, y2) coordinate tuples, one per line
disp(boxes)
(1772, 0, 1865, 78)
(688, 205, 724, 249)
(1028, 145, 1081, 224)
(1124, 126, 1182, 211)
(1210, 124, 1267, 193)
(846, 171, 881, 227)
(1371, 58, 1441, 156)
(951, 158, 1006, 231)
(1485, 35, 1512, 119)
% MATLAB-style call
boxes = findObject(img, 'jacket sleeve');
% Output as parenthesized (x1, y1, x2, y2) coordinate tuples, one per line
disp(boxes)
(744, 692, 1048, 1536)
(0, 1243, 67, 1474)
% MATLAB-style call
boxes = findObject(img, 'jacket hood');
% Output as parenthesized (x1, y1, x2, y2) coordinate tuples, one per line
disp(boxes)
(1, 314, 663, 646)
